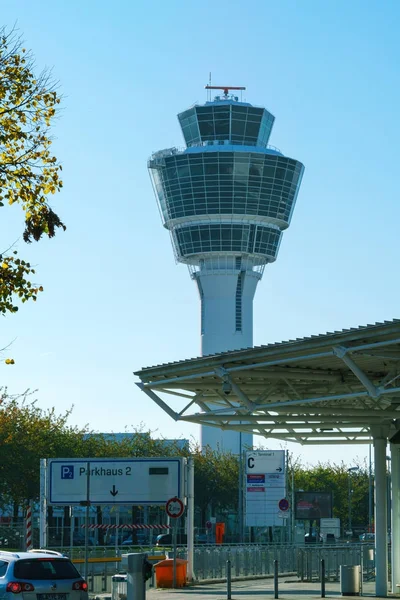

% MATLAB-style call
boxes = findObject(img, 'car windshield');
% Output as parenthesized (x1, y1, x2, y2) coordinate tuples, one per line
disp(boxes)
(14, 559, 81, 580)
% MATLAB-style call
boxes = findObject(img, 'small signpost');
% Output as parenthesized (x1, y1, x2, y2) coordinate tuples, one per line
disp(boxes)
(166, 497, 185, 588)
(278, 498, 290, 523)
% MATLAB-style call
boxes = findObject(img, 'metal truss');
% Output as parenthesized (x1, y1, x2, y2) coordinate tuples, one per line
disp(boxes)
(135, 323, 400, 444)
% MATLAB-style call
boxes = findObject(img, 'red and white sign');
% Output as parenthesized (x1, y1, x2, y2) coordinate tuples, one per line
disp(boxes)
(278, 498, 289, 511)
(166, 496, 184, 518)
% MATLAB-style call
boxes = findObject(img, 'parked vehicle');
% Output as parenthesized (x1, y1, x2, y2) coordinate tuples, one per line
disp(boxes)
(120, 532, 149, 546)
(304, 533, 323, 543)
(72, 533, 98, 546)
(156, 533, 187, 546)
(156, 533, 208, 546)
(0, 549, 88, 600)
(359, 533, 375, 542)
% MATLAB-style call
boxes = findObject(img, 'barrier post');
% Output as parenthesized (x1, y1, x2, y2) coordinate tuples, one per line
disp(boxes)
(25, 502, 33, 551)
(321, 559, 325, 598)
(274, 559, 279, 599)
(226, 560, 232, 599)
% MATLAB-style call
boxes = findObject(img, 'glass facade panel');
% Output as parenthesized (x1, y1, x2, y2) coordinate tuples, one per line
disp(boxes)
(178, 108, 201, 146)
(177, 104, 275, 147)
(150, 100, 303, 272)
(174, 224, 281, 260)
(152, 151, 304, 224)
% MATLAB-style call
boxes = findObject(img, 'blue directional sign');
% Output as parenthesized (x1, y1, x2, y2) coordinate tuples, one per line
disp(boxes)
(48, 458, 185, 506)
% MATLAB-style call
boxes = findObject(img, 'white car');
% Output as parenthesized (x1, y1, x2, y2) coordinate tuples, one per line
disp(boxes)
(0, 550, 88, 600)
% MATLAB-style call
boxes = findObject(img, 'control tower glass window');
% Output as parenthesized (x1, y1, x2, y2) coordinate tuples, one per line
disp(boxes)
(231, 106, 262, 145)
(178, 108, 201, 146)
(178, 104, 275, 148)
(174, 223, 281, 261)
(151, 152, 303, 225)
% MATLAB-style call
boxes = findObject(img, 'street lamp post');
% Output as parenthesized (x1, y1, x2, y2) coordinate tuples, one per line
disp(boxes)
(348, 467, 359, 537)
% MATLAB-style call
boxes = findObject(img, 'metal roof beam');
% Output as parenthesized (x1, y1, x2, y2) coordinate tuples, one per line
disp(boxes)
(178, 413, 388, 425)
(178, 398, 197, 416)
(282, 377, 302, 398)
(333, 346, 380, 398)
(300, 439, 372, 445)
(271, 406, 400, 417)
(214, 367, 256, 411)
(135, 383, 179, 421)
(142, 336, 400, 388)
(253, 385, 400, 410)
(230, 369, 342, 382)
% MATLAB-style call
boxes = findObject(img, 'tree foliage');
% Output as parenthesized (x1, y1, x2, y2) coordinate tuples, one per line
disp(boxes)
(290, 454, 371, 531)
(0, 391, 375, 535)
(0, 392, 188, 513)
(0, 27, 65, 316)
(192, 446, 239, 524)
(0, 390, 89, 508)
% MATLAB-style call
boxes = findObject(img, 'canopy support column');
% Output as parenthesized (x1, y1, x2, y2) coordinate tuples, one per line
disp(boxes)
(372, 429, 389, 596)
(391, 430, 400, 592)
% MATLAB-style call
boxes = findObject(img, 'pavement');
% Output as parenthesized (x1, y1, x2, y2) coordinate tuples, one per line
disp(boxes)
(146, 577, 392, 599)
(94, 575, 398, 599)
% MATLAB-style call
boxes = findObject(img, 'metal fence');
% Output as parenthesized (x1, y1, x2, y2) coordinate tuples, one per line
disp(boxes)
(0, 524, 377, 591)
(76, 543, 376, 593)
(296, 544, 375, 582)
(192, 544, 297, 581)
(190, 543, 375, 583)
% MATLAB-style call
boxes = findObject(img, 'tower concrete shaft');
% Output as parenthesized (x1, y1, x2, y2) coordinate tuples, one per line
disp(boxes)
(194, 257, 260, 356)
(148, 88, 304, 452)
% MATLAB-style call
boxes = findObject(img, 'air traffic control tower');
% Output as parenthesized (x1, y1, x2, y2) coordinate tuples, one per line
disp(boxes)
(148, 85, 304, 452)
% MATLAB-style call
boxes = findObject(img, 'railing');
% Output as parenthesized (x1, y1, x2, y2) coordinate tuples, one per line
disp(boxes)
(192, 544, 296, 581)
(0, 524, 377, 591)
(296, 544, 375, 582)
(149, 141, 282, 164)
(69, 543, 375, 590)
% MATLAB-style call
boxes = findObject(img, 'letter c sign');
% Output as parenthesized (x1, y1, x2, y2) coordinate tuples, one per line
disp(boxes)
(247, 456, 255, 469)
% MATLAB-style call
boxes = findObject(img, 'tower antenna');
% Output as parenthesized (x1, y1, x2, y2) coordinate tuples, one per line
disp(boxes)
(204, 84, 246, 99)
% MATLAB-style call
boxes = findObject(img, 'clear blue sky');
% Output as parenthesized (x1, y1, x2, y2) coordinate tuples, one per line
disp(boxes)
(1, 0, 399, 466)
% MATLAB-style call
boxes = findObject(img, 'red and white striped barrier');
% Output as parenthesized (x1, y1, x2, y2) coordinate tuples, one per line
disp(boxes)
(26, 504, 33, 551)
(80, 523, 170, 529)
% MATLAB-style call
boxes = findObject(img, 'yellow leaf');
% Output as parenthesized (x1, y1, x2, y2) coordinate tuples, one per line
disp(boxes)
(1, 262, 9, 269)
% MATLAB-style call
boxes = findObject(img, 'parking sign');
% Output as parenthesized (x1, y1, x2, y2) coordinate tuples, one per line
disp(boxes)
(61, 465, 74, 479)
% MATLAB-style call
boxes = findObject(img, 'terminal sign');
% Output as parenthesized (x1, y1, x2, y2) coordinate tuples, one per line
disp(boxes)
(246, 450, 285, 475)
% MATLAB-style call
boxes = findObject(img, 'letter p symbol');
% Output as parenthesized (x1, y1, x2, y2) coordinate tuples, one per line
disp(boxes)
(61, 465, 74, 479)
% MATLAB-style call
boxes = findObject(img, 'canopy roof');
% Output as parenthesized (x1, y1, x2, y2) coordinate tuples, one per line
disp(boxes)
(135, 320, 400, 445)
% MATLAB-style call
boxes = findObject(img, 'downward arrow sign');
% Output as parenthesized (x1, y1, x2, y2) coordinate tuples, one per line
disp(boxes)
(110, 485, 118, 497)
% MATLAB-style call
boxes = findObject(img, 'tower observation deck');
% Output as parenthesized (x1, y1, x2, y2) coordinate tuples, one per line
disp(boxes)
(148, 86, 304, 451)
